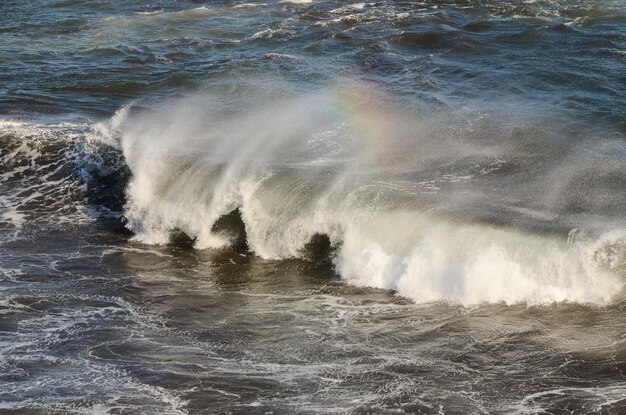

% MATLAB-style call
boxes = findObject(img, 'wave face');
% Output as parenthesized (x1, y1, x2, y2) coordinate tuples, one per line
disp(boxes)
(103, 86, 626, 306)
(0, 119, 127, 230)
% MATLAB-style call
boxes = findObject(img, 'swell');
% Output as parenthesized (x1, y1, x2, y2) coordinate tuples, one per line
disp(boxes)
(3, 89, 625, 306)
(107, 90, 626, 306)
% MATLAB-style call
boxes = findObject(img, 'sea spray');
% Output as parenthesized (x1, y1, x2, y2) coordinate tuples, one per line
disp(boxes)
(111, 86, 626, 305)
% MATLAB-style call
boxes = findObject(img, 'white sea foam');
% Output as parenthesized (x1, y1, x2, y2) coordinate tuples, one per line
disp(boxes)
(335, 214, 625, 305)
(114, 88, 626, 306)
(0, 117, 129, 229)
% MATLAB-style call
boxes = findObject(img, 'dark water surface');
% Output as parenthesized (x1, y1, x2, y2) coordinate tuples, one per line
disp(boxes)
(1, 1, 626, 414)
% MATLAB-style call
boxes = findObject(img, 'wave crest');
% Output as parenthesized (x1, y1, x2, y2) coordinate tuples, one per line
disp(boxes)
(112, 87, 626, 305)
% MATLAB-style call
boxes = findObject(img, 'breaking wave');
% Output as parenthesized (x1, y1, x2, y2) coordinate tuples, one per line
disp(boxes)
(106, 86, 626, 306)
(3, 84, 625, 306)
(0, 118, 128, 230)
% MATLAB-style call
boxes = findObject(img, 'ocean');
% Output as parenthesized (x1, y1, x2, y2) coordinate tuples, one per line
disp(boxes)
(1, 1, 625, 413)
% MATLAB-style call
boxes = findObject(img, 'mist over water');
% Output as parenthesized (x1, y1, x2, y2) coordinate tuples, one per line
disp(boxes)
(1, 0, 626, 414)
(111, 86, 626, 305)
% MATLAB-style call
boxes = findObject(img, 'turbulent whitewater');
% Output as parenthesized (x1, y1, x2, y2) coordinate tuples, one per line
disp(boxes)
(102, 87, 625, 306)
(1, 0, 626, 414)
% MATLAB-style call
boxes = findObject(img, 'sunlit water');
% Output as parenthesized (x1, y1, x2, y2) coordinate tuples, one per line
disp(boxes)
(1, 1, 626, 414)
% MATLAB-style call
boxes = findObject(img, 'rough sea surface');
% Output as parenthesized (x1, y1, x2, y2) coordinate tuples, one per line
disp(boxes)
(1, 1, 626, 414)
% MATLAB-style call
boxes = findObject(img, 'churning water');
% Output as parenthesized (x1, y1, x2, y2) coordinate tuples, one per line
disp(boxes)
(1, 1, 626, 413)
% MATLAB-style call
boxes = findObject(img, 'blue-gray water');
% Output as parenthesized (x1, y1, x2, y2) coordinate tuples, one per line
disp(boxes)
(1, 1, 626, 414)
